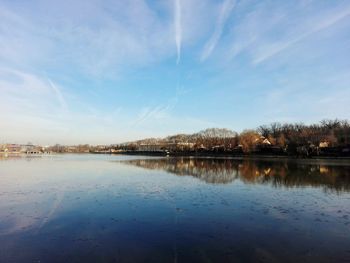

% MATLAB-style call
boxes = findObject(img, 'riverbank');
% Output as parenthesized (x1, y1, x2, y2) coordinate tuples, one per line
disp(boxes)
(93, 150, 350, 160)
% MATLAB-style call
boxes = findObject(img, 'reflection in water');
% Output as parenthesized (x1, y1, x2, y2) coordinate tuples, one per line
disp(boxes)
(0, 155, 349, 263)
(122, 158, 350, 191)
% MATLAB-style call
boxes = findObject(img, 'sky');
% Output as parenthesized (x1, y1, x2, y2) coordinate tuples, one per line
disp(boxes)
(1, 0, 350, 145)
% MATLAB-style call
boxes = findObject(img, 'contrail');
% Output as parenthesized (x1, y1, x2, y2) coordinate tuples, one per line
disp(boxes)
(253, 7, 350, 64)
(201, 0, 236, 61)
(174, 0, 182, 64)
(48, 78, 68, 111)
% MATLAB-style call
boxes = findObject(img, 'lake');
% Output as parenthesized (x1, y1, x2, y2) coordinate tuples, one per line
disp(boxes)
(0, 154, 349, 262)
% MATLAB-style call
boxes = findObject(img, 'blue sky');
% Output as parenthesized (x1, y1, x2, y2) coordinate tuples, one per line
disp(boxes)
(1, 0, 350, 144)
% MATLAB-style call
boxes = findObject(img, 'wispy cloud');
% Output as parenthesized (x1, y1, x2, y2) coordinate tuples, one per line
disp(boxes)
(174, 0, 182, 64)
(253, 6, 350, 64)
(0, 0, 176, 77)
(200, 0, 236, 61)
(224, 1, 350, 66)
(48, 79, 68, 112)
(132, 97, 179, 127)
(1, 0, 350, 143)
(0, 68, 70, 121)
(132, 105, 170, 126)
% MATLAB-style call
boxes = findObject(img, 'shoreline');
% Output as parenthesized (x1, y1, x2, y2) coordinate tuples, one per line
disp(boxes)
(2, 151, 350, 161)
(93, 151, 350, 160)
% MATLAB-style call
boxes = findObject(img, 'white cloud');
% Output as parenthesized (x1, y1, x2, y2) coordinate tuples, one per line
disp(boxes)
(225, 1, 350, 65)
(0, 1, 175, 77)
(174, 0, 182, 64)
(252, 6, 350, 64)
(0, 0, 349, 143)
(132, 96, 179, 126)
(200, 0, 236, 61)
(0, 67, 205, 144)
(48, 79, 68, 112)
(0, 0, 222, 74)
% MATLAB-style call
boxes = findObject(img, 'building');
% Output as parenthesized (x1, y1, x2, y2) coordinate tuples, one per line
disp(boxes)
(254, 136, 272, 147)
(319, 141, 329, 148)
(137, 142, 195, 152)
(4, 144, 22, 153)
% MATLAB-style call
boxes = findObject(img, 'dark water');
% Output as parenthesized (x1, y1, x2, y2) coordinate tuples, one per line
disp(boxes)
(0, 155, 349, 263)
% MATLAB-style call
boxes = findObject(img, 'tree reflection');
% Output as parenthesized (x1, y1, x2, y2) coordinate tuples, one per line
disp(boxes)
(122, 158, 350, 192)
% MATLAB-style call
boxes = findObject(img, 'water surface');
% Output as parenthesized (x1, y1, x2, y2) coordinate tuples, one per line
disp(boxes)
(0, 154, 349, 262)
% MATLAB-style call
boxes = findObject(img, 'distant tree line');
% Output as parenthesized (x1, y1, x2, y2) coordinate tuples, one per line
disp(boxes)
(254, 119, 350, 156)
(46, 119, 350, 157)
(119, 119, 350, 157)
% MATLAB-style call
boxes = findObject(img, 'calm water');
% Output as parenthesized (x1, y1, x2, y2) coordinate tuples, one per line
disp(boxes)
(0, 154, 349, 263)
